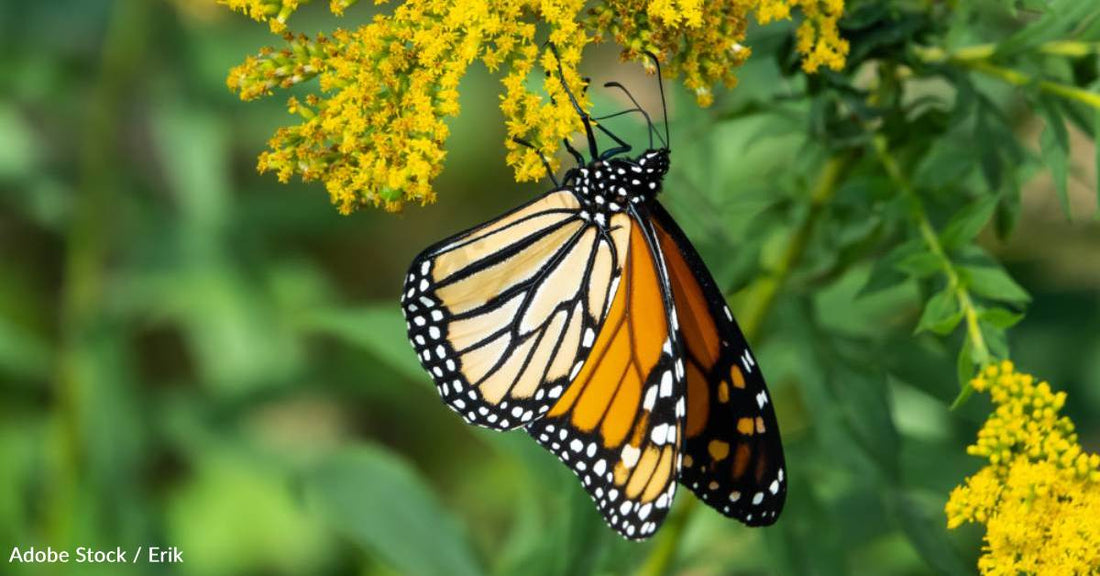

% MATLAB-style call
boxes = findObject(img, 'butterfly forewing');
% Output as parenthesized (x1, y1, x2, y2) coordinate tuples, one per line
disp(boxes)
(652, 204, 787, 525)
(402, 190, 630, 431)
(525, 211, 686, 540)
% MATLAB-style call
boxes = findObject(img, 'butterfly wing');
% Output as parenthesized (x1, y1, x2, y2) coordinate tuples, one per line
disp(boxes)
(651, 203, 787, 526)
(402, 189, 631, 431)
(525, 209, 685, 540)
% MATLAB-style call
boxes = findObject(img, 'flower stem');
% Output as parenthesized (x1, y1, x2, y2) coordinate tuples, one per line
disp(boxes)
(871, 136, 991, 405)
(915, 43, 1100, 110)
(634, 152, 854, 576)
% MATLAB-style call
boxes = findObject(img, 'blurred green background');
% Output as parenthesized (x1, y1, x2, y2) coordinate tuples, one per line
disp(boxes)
(1, 1, 1099, 575)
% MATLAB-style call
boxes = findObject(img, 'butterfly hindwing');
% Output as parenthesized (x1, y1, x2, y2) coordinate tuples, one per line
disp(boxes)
(402, 189, 630, 431)
(525, 209, 686, 540)
(652, 203, 787, 526)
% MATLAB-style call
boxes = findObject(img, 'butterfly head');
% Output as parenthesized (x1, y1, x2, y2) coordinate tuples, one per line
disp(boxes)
(637, 148, 670, 178)
(624, 148, 670, 200)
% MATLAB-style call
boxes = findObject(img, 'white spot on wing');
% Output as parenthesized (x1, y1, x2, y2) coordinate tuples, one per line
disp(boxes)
(659, 371, 673, 397)
(621, 445, 640, 468)
(651, 423, 669, 445)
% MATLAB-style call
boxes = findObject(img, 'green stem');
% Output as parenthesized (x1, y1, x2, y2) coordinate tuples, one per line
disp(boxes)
(51, 0, 149, 550)
(739, 155, 853, 339)
(915, 44, 1100, 110)
(871, 136, 991, 401)
(634, 153, 855, 576)
(940, 41, 1100, 62)
(634, 496, 697, 576)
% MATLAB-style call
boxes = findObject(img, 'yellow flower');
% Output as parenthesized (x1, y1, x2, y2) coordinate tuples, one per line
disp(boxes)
(946, 361, 1100, 575)
(792, 0, 848, 73)
(220, 0, 311, 33)
(223, 0, 847, 212)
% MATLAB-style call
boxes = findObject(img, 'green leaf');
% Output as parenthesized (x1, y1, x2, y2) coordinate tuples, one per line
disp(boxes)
(975, 107, 1003, 193)
(939, 195, 998, 251)
(890, 490, 972, 576)
(996, 0, 1097, 57)
(894, 251, 943, 279)
(976, 98, 1026, 239)
(561, 486, 611, 576)
(980, 307, 1025, 329)
(152, 102, 230, 227)
(961, 265, 1031, 304)
(858, 240, 922, 298)
(299, 304, 426, 384)
(0, 316, 52, 381)
(1038, 98, 1071, 220)
(995, 172, 1023, 241)
(305, 446, 485, 576)
(916, 289, 962, 335)
(947, 70, 976, 127)
(913, 140, 975, 190)
(828, 362, 899, 478)
(951, 339, 976, 410)
(1017, 0, 1052, 11)
(0, 103, 41, 181)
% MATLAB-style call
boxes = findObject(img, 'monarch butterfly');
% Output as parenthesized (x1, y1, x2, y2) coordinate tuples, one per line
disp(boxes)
(401, 52, 785, 540)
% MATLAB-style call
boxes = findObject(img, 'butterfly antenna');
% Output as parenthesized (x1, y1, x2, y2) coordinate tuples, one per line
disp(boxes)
(512, 137, 561, 188)
(602, 81, 665, 149)
(643, 51, 670, 148)
(547, 43, 599, 161)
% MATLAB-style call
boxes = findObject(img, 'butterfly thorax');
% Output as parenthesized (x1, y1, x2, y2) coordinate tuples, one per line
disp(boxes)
(567, 149, 670, 226)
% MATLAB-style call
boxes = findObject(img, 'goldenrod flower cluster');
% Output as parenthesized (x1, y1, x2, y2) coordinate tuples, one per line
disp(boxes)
(591, 0, 848, 106)
(221, 0, 847, 212)
(756, 0, 847, 73)
(946, 361, 1100, 575)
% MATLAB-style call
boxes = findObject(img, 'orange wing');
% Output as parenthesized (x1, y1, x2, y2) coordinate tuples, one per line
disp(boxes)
(526, 214, 685, 540)
(652, 203, 786, 526)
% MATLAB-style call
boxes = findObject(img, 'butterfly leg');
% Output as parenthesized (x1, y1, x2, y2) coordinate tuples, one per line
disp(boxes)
(512, 136, 561, 188)
(546, 89, 592, 167)
(594, 123, 632, 161)
(546, 43, 600, 161)
(563, 138, 586, 167)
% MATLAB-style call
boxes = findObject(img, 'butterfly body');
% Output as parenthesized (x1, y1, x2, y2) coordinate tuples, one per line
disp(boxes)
(564, 149, 670, 213)
(401, 67, 784, 540)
